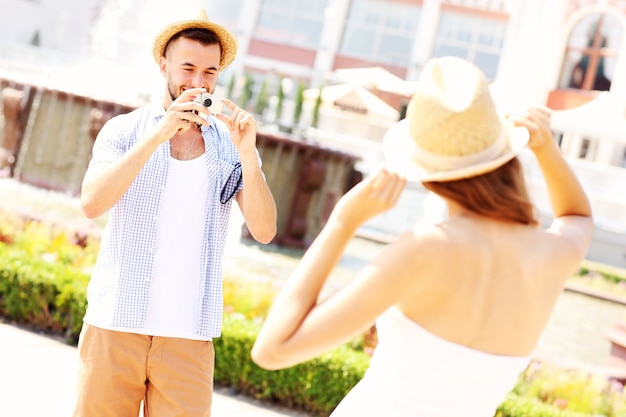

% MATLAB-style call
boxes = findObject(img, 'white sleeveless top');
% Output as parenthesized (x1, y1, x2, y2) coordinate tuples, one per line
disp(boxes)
(330, 307, 531, 417)
(142, 155, 210, 340)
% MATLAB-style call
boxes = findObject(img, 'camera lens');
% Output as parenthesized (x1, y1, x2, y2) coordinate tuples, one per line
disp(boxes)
(203, 98, 212, 107)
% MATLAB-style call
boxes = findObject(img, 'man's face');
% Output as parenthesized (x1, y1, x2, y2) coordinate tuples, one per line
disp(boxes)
(160, 37, 221, 103)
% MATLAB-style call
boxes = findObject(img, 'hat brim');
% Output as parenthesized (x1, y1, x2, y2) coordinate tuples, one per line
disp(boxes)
(383, 119, 530, 182)
(152, 19, 238, 69)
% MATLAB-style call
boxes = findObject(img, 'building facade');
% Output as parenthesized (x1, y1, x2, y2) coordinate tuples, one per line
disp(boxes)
(1, 0, 626, 266)
(213, 0, 626, 267)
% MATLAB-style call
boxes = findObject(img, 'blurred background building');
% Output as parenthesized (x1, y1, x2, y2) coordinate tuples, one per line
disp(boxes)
(1, 0, 626, 266)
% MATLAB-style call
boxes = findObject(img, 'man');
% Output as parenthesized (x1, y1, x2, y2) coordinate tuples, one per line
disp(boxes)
(74, 9, 277, 417)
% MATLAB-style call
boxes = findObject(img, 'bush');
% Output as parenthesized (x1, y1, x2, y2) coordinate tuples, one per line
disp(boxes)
(496, 393, 589, 417)
(0, 243, 88, 341)
(222, 274, 276, 319)
(214, 314, 372, 416)
(513, 359, 626, 416)
(578, 260, 626, 285)
(0, 211, 99, 270)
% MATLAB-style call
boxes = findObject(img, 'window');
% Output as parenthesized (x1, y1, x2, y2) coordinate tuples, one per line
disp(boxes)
(339, 0, 421, 67)
(30, 30, 41, 46)
(254, 0, 330, 48)
(432, 10, 508, 80)
(206, 0, 244, 32)
(579, 138, 593, 159)
(554, 131, 564, 148)
(559, 12, 622, 91)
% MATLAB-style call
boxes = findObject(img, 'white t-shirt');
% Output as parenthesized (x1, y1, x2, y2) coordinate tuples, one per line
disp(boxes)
(143, 155, 211, 340)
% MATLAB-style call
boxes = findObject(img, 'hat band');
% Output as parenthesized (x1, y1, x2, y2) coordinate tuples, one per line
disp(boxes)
(411, 126, 508, 174)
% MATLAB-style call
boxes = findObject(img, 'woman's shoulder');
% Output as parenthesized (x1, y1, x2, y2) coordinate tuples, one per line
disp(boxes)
(404, 217, 490, 248)
(398, 218, 557, 266)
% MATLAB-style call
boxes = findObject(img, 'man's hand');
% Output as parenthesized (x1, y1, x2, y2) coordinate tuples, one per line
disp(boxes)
(156, 88, 210, 142)
(216, 99, 256, 153)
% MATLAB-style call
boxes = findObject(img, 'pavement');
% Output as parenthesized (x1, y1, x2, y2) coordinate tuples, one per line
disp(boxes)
(0, 320, 310, 417)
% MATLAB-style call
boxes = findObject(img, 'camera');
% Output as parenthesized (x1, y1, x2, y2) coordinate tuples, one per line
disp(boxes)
(194, 92, 224, 115)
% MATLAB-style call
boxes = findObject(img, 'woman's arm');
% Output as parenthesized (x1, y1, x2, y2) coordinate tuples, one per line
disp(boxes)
(512, 106, 593, 254)
(251, 168, 406, 370)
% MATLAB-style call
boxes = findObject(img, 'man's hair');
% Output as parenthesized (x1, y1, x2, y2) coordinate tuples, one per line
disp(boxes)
(422, 158, 539, 226)
(164, 28, 222, 58)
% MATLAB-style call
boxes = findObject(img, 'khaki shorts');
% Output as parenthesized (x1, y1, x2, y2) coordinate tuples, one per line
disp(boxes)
(73, 323, 214, 417)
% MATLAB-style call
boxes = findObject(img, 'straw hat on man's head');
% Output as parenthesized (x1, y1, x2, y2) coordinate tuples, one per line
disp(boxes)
(152, 9, 238, 70)
(383, 56, 529, 182)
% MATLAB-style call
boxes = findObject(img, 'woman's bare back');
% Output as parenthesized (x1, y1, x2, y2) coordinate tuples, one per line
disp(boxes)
(396, 213, 585, 356)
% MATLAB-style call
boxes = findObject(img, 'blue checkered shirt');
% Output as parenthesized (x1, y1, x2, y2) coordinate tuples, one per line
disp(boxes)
(83, 101, 243, 338)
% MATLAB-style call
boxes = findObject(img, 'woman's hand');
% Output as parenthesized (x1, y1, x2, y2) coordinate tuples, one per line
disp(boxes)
(329, 166, 406, 231)
(510, 106, 553, 151)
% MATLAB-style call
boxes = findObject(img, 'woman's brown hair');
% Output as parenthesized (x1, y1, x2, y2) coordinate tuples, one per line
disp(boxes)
(422, 157, 539, 226)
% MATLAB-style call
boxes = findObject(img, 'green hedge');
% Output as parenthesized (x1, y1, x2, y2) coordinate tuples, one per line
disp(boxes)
(215, 314, 369, 416)
(214, 315, 589, 417)
(0, 243, 592, 417)
(496, 393, 588, 417)
(0, 243, 88, 342)
(579, 259, 626, 284)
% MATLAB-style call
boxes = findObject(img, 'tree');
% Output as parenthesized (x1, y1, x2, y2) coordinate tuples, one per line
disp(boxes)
(312, 84, 324, 128)
(275, 77, 285, 124)
(239, 73, 254, 111)
(255, 78, 270, 118)
(293, 80, 306, 127)
(226, 73, 236, 99)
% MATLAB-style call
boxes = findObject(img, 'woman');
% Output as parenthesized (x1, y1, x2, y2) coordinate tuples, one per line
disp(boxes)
(251, 56, 593, 416)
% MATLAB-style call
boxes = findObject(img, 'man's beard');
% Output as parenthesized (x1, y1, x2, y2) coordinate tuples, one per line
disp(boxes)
(167, 80, 207, 129)
(167, 80, 212, 102)
(167, 81, 178, 102)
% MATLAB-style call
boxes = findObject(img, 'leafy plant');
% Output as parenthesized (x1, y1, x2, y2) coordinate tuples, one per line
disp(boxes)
(0, 212, 99, 270)
(496, 393, 588, 417)
(215, 314, 370, 416)
(239, 73, 255, 111)
(312, 84, 324, 128)
(254, 78, 270, 118)
(276, 77, 285, 123)
(293, 80, 306, 127)
(513, 359, 626, 416)
(578, 260, 626, 285)
(223, 274, 276, 320)
(0, 243, 88, 341)
(226, 72, 236, 98)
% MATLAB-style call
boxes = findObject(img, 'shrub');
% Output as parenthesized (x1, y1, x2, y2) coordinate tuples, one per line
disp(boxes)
(513, 359, 626, 416)
(578, 260, 626, 285)
(222, 274, 276, 319)
(292, 80, 306, 127)
(0, 243, 88, 341)
(254, 78, 270, 118)
(311, 84, 324, 128)
(214, 314, 369, 416)
(0, 212, 99, 270)
(276, 77, 285, 123)
(496, 393, 589, 417)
